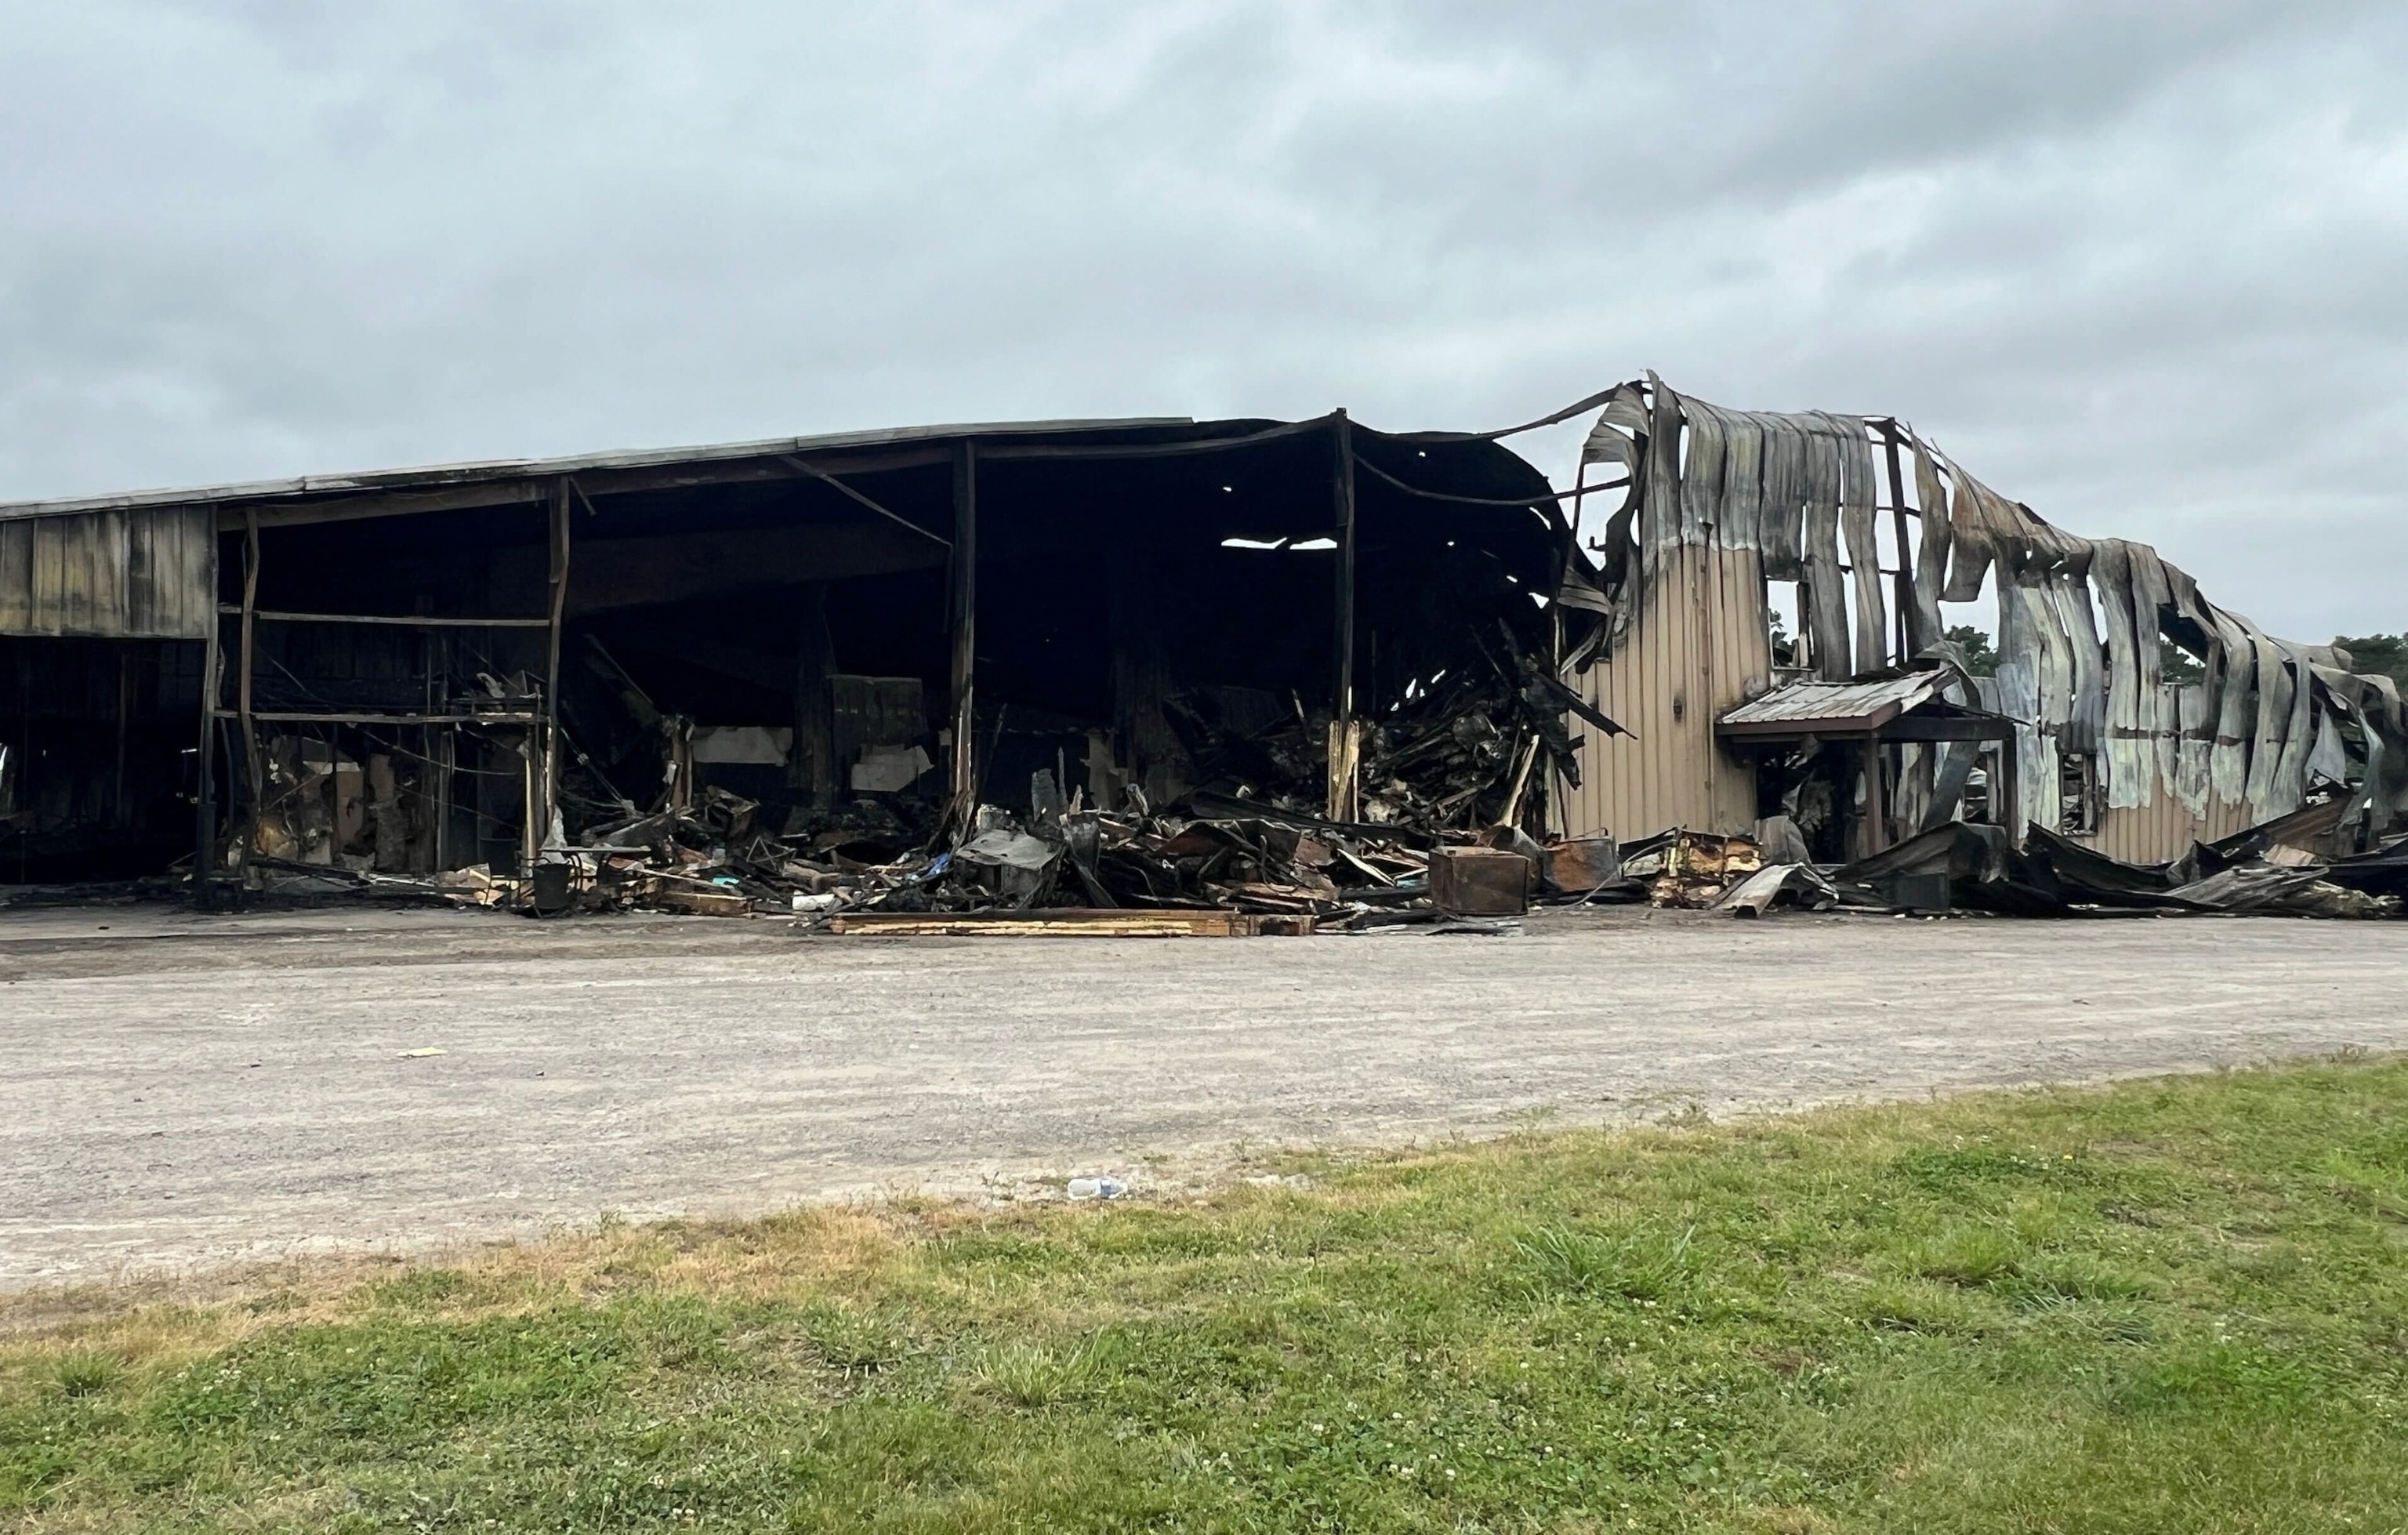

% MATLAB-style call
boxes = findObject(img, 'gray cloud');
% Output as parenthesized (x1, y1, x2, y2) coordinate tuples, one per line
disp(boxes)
(2, 0, 2403, 637)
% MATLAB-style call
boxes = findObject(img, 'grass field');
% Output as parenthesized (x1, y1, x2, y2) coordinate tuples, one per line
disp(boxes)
(5, 1058, 2407, 1533)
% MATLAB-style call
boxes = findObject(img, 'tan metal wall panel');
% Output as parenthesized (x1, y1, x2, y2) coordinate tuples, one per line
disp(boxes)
(2094, 771, 2250, 864)
(2088, 680, 2251, 862)
(0, 506, 213, 639)
(1565, 546, 1768, 840)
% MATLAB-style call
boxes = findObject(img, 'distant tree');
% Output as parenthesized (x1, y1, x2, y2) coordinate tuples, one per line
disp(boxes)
(2159, 638, 2205, 686)
(1945, 624, 2000, 677)
(2336, 633, 2408, 689)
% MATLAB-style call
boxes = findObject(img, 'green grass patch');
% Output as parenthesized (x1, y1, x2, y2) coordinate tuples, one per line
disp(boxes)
(6, 1059, 2408, 1531)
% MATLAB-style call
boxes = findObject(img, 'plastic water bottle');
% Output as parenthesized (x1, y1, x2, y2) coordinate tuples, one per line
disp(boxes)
(1066, 1176, 1127, 1200)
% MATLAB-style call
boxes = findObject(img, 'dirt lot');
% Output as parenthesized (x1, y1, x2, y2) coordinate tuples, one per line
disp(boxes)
(1, 902, 2400, 1286)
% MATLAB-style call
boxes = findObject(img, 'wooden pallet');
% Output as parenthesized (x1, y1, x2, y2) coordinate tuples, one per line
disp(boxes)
(824, 909, 1286, 938)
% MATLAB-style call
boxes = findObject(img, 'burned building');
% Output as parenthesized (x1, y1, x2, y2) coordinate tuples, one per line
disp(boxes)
(3, 376, 2401, 921)
(0, 411, 1596, 897)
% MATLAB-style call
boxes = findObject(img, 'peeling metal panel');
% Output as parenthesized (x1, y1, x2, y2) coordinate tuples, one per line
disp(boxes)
(1906, 439, 1950, 654)
(2174, 681, 2213, 815)
(2239, 613, 2287, 816)
(0, 506, 213, 639)
(2125, 543, 2176, 800)
(1825, 412, 1888, 675)
(1800, 426, 1850, 680)
(2207, 606, 2255, 804)
(2091, 540, 2146, 809)
(1757, 412, 1808, 579)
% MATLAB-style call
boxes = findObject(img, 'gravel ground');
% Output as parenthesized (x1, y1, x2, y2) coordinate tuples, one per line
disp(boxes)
(0, 902, 2401, 1286)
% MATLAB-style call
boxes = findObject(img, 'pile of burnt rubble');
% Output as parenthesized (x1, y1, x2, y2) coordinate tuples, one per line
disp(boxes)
(420, 626, 1646, 931)
(1702, 806, 2408, 921)
(430, 775, 1635, 931)
(423, 779, 2406, 928)
(126, 793, 2404, 929)
(197, 633, 2403, 927)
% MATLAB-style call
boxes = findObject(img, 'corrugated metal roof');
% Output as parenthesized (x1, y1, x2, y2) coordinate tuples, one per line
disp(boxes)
(1718, 672, 1953, 728)
(0, 416, 1196, 522)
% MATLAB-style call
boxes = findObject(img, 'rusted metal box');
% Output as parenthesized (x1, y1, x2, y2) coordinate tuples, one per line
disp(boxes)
(1542, 835, 1620, 893)
(1430, 847, 1531, 916)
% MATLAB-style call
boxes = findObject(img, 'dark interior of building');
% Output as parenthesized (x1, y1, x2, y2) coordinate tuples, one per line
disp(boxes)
(2, 416, 1584, 883)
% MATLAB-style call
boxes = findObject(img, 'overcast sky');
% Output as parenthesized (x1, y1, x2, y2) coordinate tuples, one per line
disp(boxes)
(4, 1, 2403, 637)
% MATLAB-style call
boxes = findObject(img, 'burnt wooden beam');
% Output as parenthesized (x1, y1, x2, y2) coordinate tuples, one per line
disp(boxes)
(777, 455, 951, 547)
(793, 584, 836, 807)
(238, 509, 261, 885)
(194, 528, 222, 895)
(1327, 409, 1359, 822)
(948, 440, 978, 829)
(212, 709, 541, 725)
(542, 475, 573, 859)
(1863, 731, 1889, 855)
(216, 608, 553, 627)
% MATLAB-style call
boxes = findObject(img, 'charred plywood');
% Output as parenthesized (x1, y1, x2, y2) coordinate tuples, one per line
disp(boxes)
(0, 507, 214, 640)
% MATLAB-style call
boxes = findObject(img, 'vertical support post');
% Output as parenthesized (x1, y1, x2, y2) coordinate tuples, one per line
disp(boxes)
(433, 728, 455, 872)
(948, 439, 978, 830)
(1327, 409, 1359, 822)
(539, 474, 572, 862)
(1880, 421, 1914, 664)
(1997, 734, 2021, 844)
(194, 518, 221, 892)
(519, 724, 539, 880)
(1547, 459, 1586, 836)
(793, 583, 836, 807)
(111, 648, 132, 829)
(1862, 731, 1888, 855)
(237, 508, 263, 884)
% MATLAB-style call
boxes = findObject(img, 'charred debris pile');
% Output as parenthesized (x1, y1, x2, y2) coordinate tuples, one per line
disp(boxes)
(442, 626, 1637, 933)
(1666, 797, 2406, 921)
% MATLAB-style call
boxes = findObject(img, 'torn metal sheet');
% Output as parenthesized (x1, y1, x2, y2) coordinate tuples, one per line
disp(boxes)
(1713, 862, 1839, 917)
(2168, 865, 2400, 920)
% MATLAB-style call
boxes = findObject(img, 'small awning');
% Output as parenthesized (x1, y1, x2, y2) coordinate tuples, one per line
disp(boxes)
(1717, 672, 2015, 742)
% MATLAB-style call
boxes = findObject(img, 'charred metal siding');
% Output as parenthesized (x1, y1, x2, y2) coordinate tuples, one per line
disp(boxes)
(0, 507, 215, 640)
(1563, 545, 1767, 840)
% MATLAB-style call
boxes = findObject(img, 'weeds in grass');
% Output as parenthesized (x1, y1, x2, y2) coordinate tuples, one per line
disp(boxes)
(49, 1352, 121, 1399)
(1911, 1225, 2020, 1285)
(1516, 1221, 1697, 1303)
(796, 1304, 911, 1377)
(967, 1333, 1122, 1409)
